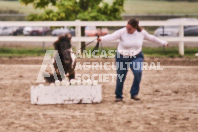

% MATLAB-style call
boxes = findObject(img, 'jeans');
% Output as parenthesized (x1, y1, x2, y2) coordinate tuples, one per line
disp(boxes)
(115, 51, 144, 99)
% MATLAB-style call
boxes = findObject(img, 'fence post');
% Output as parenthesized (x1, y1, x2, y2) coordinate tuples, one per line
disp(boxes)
(179, 24, 184, 56)
(75, 20, 81, 55)
(42, 26, 45, 52)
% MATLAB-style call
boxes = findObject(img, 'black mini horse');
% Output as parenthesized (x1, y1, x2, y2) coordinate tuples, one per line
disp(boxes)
(44, 33, 76, 83)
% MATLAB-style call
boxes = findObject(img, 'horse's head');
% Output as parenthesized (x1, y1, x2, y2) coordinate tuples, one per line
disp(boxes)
(53, 33, 72, 64)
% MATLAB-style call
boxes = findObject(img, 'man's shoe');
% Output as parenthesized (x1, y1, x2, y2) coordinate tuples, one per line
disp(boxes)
(131, 95, 140, 101)
(115, 98, 123, 102)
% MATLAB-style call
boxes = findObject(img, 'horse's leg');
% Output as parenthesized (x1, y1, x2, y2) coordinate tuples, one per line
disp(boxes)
(68, 69, 75, 80)
(68, 60, 76, 80)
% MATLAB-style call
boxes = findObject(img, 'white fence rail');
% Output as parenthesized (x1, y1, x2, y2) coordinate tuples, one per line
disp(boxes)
(0, 20, 198, 55)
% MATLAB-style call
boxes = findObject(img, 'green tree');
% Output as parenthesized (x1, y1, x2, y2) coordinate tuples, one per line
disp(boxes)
(20, 0, 125, 51)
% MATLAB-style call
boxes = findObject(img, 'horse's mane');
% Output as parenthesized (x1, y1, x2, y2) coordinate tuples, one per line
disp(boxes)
(53, 33, 72, 51)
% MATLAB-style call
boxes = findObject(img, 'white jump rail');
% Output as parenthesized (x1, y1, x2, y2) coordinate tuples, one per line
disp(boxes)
(31, 84, 102, 104)
(0, 20, 198, 55)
